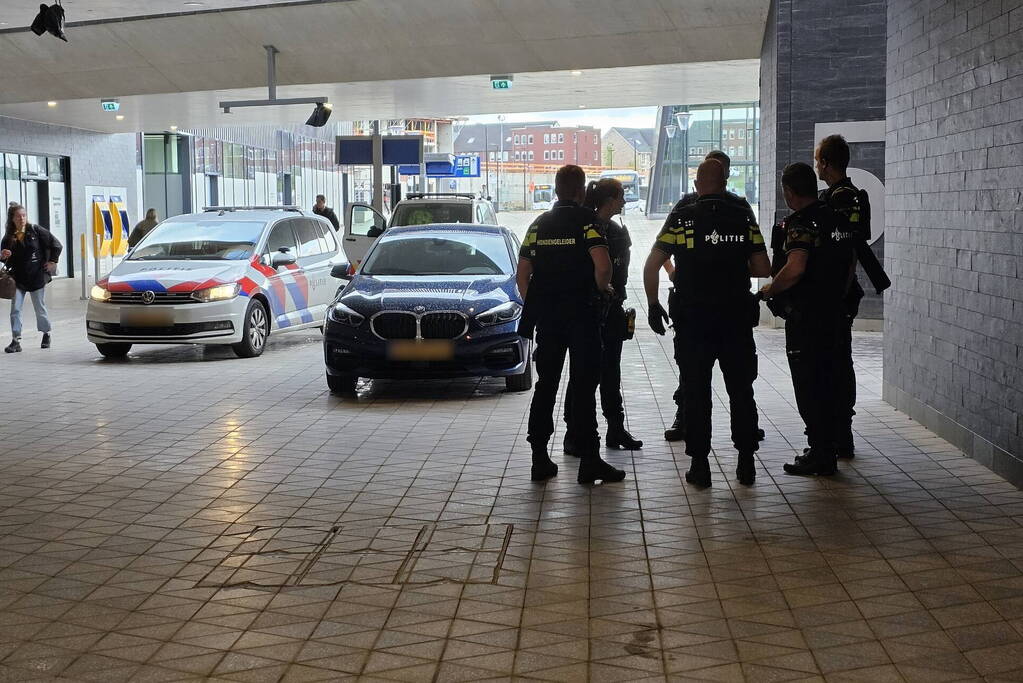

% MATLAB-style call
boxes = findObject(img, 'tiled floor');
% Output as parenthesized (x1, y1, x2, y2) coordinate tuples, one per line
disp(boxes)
(1, 216, 1021, 682)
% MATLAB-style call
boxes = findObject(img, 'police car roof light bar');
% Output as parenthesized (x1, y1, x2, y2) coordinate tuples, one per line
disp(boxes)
(405, 193, 476, 200)
(202, 205, 303, 212)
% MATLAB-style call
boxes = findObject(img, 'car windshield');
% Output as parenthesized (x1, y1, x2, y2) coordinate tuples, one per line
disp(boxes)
(129, 220, 263, 260)
(362, 232, 512, 276)
(390, 203, 473, 227)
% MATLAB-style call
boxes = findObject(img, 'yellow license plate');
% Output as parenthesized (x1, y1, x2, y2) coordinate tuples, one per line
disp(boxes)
(121, 309, 174, 327)
(388, 340, 454, 361)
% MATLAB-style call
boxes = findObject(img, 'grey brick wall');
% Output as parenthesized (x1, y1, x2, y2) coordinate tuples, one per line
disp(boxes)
(885, 0, 1023, 474)
(0, 116, 138, 276)
(759, 0, 888, 319)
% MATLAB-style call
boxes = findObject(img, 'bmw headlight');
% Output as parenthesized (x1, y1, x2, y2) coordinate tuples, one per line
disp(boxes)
(191, 283, 240, 303)
(90, 285, 111, 302)
(328, 301, 365, 326)
(475, 301, 522, 326)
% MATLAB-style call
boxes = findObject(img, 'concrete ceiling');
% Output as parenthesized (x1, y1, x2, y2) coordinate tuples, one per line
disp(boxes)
(0, 0, 305, 28)
(0, 0, 768, 130)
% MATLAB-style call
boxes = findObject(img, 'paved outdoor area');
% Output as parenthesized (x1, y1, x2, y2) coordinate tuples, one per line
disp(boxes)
(0, 213, 1020, 682)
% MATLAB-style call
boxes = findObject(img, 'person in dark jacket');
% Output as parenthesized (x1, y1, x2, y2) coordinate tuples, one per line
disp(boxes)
(0, 204, 62, 353)
(127, 208, 160, 248)
(313, 195, 340, 231)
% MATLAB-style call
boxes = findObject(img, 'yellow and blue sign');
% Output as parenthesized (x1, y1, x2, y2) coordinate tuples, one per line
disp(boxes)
(108, 195, 130, 256)
(92, 194, 113, 257)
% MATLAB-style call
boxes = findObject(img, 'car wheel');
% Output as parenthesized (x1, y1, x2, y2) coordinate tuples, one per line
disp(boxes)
(96, 342, 131, 358)
(327, 372, 358, 395)
(505, 346, 533, 392)
(232, 300, 270, 358)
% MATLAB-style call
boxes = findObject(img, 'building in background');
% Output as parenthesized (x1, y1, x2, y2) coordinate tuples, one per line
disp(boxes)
(648, 103, 760, 215)
(510, 124, 600, 166)
(602, 127, 655, 177)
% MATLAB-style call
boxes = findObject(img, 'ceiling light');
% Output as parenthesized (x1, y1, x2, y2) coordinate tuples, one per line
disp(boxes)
(183, 1, 203, 5)
(115, 115, 124, 121)
(578, 104, 586, 109)
(305, 102, 332, 127)
(47, 101, 57, 108)
(570, 70, 583, 76)
(31, 2, 68, 42)
(169, 125, 178, 131)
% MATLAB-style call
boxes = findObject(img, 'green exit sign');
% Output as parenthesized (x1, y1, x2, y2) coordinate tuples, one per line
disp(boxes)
(490, 75, 513, 90)
(101, 100, 120, 112)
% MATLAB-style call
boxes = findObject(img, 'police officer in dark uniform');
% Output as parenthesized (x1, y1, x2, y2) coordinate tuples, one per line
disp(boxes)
(661, 150, 766, 445)
(563, 178, 643, 453)
(815, 135, 888, 459)
(644, 160, 770, 487)
(518, 165, 627, 484)
(760, 163, 855, 476)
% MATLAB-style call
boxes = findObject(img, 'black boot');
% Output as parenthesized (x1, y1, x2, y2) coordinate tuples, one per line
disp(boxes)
(577, 457, 626, 484)
(836, 433, 855, 459)
(736, 452, 756, 486)
(41, 333, 50, 349)
(606, 426, 643, 450)
(563, 435, 582, 457)
(4, 339, 21, 353)
(530, 445, 558, 481)
(664, 412, 686, 441)
(685, 457, 711, 487)
(783, 448, 837, 476)
(754, 427, 766, 442)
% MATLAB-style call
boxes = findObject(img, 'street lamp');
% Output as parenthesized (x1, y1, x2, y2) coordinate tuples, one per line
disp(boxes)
(497, 114, 505, 212)
(674, 110, 692, 196)
(633, 138, 641, 171)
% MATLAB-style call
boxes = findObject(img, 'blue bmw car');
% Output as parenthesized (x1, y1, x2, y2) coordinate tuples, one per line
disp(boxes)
(323, 223, 532, 394)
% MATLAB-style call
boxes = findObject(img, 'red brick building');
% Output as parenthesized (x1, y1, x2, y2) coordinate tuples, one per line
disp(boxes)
(509, 125, 600, 166)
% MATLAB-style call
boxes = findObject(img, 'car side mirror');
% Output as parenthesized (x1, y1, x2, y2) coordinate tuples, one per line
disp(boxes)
(271, 250, 296, 268)
(331, 261, 353, 279)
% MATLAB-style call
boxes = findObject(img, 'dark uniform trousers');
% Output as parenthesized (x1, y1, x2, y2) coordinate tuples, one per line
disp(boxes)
(528, 313, 603, 452)
(564, 303, 626, 434)
(678, 304, 758, 460)
(786, 309, 845, 452)
(835, 282, 862, 449)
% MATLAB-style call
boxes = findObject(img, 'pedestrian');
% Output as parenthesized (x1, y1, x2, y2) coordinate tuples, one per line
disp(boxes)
(661, 150, 766, 444)
(518, 164, 626, 484)
(312, 194, 340, 231)
(1, 204, 62, 353)
(759, 162, 855, 476)
(815, 135, 889, 459)
(644, 160, 770, 487)
(563, 178, 643, 454)
(127, 208, 160, 248)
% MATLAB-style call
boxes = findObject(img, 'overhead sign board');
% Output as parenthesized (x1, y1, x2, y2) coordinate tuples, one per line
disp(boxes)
(398, 155, 481, 178)
(100, 99, 120, 112)
(490, 74, 514, 90)
(336, 135, 424, 166)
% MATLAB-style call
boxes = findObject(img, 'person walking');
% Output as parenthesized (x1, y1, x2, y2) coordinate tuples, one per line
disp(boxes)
(518, 165, 626, 485)
(644, 160, 770, 487)
(127, 208, 160, 248)
(1, 204, 62, 353)
(564, 178, 642, 453)
(312, 195, 340, 231)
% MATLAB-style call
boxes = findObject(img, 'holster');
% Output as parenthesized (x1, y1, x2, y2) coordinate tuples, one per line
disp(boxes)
(855, 241, 891, 294)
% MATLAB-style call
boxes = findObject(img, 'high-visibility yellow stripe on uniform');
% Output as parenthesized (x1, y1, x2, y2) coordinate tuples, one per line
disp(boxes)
(523, 230, 537, 246)
(849, 212, 860, 223)
(749, 226, 765, 245)
(585, 228, 602, 240)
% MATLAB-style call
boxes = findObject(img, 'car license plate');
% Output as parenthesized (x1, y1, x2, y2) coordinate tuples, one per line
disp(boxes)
(388, 340, 454, 361)
(121, 309, 174, 327)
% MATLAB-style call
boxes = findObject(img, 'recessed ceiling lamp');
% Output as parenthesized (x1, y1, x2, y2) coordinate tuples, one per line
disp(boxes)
(578, 104, 586, 109)
(183, 2, 203, 5)
(169, 125, 178, 131)
(46, 101, 57, 107)
(115, 114, 124, 120)
(570, 70, 583, 76)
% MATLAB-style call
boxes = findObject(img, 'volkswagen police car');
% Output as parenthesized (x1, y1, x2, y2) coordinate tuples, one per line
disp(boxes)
(86, 206, 345, 358)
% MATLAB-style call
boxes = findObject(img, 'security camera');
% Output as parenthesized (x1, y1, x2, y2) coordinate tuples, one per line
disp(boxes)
(31, 2, 68, 42)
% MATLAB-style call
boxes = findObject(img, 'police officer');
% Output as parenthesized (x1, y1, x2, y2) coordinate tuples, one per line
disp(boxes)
(563, 178, 643, 453)
(644, 160, 770, 487)
(662, 150, 766, 444)
(815, 135, 885, 459)
(760, 163, 855, 476)
(518, 165, 627, 484)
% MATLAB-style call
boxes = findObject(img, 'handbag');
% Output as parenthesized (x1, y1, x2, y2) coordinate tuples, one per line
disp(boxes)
(0, 265, 15, 300)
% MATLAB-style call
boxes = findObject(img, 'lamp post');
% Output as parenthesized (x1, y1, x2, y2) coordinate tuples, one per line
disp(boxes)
(674, 110, 692, 197)
(497, 114, 505, 212)
(633, 138, 641, 171)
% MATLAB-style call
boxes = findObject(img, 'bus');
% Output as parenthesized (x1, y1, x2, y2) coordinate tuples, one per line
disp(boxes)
(599, 170, 645, 214)
(531, 184, 554, 210)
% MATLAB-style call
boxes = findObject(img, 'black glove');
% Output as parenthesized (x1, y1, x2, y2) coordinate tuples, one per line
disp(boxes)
(648, 301, 669, 336)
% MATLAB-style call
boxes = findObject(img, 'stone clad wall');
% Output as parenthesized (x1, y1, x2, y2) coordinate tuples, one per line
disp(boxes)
(884, 0, 1023, 475)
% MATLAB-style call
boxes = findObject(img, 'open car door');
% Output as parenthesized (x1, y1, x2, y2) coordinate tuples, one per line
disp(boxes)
(343, 203, 388, 266)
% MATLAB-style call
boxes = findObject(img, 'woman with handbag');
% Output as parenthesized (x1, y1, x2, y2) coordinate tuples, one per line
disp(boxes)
(0, 204, 62, 353)
(563, 178, 643, 453)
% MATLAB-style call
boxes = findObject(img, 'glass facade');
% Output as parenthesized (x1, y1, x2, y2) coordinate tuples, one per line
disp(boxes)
(142, 129, 346, 220)
(650, 103, 759, 214)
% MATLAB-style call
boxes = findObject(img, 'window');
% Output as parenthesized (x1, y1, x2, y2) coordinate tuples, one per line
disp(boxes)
(320, 223, 338, 253)
(544, 134, 550, 144)
(489, 152, 495, 161)
(593, 135, 598, 144)
(514, 135, 520, 144)
(543, 150, 550, 161)
(593, 150, 598, 161)
(265, 221, 298, 258)
(739, 129, 746, 139)
(515, 151, 521, 160)
(528, 135, 533, 144)
(295, 219, 322, 257)
(573, 133, 577, 142)
(503, 151, 509, 162)
(528, 151, 534, 160)
(558, 150, 564, 160)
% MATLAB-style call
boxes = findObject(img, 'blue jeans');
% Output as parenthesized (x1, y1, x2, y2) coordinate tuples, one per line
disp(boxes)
(11, 287, 51, 338)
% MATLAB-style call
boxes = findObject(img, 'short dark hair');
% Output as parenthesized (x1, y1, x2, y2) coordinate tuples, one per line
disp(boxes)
(705, 150, 730, 167)
(816, 135, 850, 172)
(554, 165, 586, 200)
(781, 162, 818, 198)
(315, 194, 326, 202)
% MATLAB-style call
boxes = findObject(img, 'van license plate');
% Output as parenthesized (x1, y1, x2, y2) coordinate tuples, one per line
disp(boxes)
(388, 340, 454, 361)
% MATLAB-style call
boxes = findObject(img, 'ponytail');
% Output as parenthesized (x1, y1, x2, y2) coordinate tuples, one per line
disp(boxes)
(583, 178, 624, 213)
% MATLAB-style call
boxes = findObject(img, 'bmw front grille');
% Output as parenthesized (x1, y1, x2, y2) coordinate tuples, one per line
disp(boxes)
(370, 311, 468, 340)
